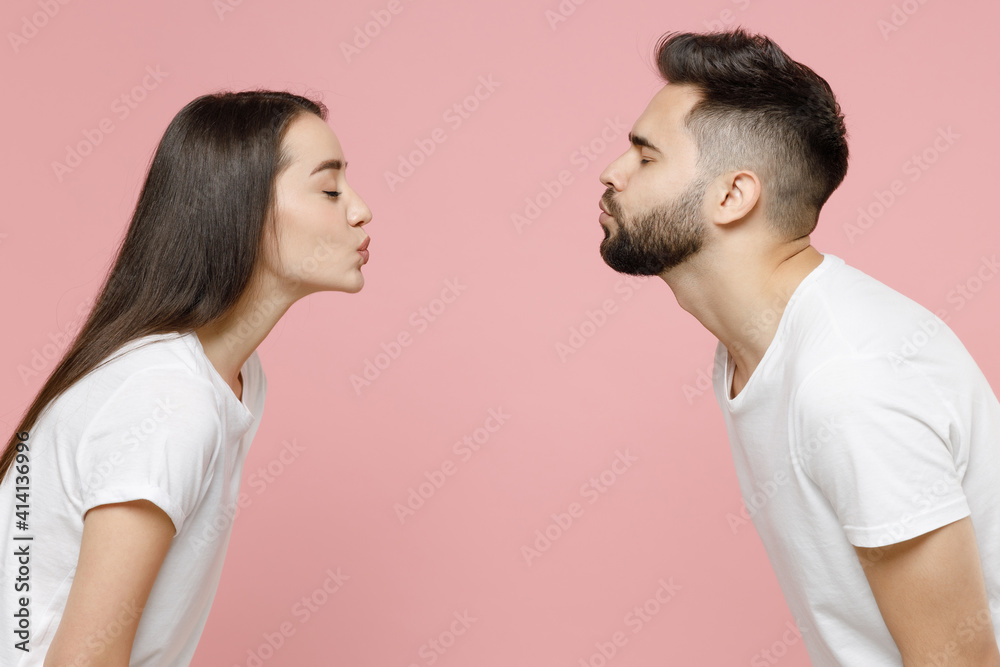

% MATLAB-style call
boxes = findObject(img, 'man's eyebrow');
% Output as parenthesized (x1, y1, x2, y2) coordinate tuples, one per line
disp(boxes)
(310, 158, 347, 176)
(628, 133, 662, 153)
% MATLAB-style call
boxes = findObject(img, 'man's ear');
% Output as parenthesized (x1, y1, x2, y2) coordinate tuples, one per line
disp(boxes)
(709, 170, 761, 226)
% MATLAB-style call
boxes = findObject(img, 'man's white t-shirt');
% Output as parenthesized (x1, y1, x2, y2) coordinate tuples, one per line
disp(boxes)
(713, 253, 1000, 666)
(0, 331, 266, 666)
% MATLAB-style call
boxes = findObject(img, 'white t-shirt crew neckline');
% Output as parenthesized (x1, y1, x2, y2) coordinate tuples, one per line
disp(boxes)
(723, 253, 837, 407)
(189, 331, 254, 420)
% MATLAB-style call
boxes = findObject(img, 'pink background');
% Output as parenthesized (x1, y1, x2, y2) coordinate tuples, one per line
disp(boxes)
(2, 0, 998, 664)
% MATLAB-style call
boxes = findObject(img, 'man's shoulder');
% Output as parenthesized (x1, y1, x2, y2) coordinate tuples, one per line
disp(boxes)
(784, 257, 958, 375)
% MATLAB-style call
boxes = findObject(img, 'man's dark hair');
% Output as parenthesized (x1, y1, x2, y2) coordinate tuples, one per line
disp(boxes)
(656, 28, 849, 239)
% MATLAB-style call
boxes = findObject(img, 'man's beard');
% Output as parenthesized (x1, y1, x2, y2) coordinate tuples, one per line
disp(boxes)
(599, 177, 709, 276)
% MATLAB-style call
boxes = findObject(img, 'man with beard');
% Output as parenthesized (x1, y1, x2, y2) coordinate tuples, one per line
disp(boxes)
(598, 28, 1000, 666)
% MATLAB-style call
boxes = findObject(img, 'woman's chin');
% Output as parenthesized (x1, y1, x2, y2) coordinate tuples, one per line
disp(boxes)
(306, 271, 365, 295)
(339, 273, 365, 294)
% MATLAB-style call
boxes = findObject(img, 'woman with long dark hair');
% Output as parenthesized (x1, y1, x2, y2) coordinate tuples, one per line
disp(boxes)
(0, 90, 372, 665)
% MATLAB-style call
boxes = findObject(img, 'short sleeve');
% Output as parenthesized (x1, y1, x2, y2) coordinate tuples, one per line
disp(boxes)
(791, 356, 970, 548)
(75, 367, 223, 536)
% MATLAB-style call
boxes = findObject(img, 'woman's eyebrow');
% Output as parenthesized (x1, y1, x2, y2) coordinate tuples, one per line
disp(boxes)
(310, 158, 347, 176)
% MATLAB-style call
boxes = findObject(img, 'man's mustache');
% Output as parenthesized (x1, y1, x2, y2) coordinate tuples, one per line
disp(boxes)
(601, 187, 623, 220)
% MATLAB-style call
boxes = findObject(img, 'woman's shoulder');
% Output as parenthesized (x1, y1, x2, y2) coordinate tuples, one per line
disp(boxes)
(49, 332, 262, 431)
(34, 334, 226, 452)
(71, 332, 220, 408)
(97, 332, 213, 382)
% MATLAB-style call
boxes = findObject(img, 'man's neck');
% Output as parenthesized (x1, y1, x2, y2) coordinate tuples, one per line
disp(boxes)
(662, 240, 825, 391)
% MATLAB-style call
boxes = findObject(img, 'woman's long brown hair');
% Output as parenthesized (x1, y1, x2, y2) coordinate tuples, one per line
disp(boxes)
(0, 90, 326, 484)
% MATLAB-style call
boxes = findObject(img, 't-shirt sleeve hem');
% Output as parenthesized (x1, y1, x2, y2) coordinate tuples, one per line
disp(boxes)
(843, 496, 972, 548)
(81, 486, 186, 537)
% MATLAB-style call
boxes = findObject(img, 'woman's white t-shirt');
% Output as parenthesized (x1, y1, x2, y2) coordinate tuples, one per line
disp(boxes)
(0, 331, 266, 666)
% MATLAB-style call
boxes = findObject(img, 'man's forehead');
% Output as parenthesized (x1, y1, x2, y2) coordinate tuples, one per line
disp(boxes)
(633, 83, 702, 143)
